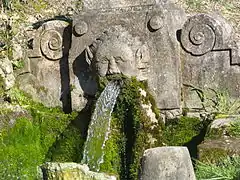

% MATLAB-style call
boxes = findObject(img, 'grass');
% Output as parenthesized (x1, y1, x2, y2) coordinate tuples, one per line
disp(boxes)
(227, 120, 240, 137)
(176, 0, 240, 34)
(186, 85, 240, 116)
(209, 90, 240, 116)
(196, 156, 240, 180)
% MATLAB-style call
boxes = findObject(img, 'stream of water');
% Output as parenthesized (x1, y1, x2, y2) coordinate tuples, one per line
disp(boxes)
(81, 80, 121, 171)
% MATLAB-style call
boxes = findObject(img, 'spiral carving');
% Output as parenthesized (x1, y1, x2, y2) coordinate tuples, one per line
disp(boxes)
(181, 14, 223, 56)
(40, 29, 63, 60)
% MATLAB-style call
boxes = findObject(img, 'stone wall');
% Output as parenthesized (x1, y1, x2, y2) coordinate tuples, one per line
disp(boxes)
(2, 0, 240, 117)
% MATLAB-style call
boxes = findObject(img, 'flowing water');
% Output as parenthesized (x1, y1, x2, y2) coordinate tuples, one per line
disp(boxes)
(81, 80, 121, 171)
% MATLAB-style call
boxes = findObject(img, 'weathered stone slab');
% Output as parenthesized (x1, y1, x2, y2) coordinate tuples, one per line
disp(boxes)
(180, 14, 240, 110)
(24, 20, 72, 110)
(206, 117, 240, 138)
(0, 57, 15, 90)
(41, 162, 117, 180)
(70, 0, 186, 110)
(140, 147, 196, 180)
(198, 138, 240, 163)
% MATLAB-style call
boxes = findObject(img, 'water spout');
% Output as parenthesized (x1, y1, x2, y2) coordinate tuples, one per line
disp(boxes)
(81, 80, 121, 171)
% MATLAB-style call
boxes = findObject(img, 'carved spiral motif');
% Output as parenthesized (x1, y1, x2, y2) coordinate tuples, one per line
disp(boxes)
(181, 14, 218, 56)
(40, 30, 63, 60)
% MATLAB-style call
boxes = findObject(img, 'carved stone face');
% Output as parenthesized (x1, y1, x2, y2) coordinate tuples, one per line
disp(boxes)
(95, 40, 137, 77)
(89, 26, 150, 80)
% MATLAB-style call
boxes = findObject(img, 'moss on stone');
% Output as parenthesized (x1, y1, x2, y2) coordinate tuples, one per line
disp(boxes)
(0, 117, 43, 179)
(99, 116, 123, 177)
(163, 116, 204, 146)
(96, 76, 164, 180)
(0, 88, 77, 179)
(199, 147, 228, 164)
(205, 118, 240, 139)
(42, 162, 117, 180)
(46, 124, 85, 162)
(205, 127, 225, 139)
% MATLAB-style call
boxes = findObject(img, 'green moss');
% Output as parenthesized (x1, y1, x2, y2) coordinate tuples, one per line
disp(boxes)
(47, 124, 85, 162)
(0, 117, 43, 179)
(0, 88, 77, 179)
(100, 116, 123, 177)
(97, 77, 164, 180)
(30, 0, 49, 13)
(12, 59, 25, 70)
(215, 114, 230, 119)
(163, 116, 203, 146)
(8, 0, 49, 14)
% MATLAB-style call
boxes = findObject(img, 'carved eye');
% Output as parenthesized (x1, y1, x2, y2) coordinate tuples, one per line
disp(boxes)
(114, 56, 124, 63)
(100, 56, 109, 64)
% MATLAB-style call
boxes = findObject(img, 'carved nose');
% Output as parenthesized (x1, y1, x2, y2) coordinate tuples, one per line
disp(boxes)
(107, 57, 120, 75)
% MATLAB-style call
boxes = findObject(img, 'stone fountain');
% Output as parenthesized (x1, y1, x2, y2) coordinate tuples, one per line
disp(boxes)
(22, 0, 240, 118)
(16, 0, 240, 179)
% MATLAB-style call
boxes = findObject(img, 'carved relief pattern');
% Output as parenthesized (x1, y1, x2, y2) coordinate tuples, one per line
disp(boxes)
(28, 20, 68, 61)
(40, 29, 63, 60)
(181, 14, 224, 56)
(180, 14, 240, 65)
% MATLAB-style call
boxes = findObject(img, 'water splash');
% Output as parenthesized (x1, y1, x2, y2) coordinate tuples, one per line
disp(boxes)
(81, 80, 121, 171)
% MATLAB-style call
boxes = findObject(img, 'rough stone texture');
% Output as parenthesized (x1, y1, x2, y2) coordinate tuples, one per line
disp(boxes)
(70, 0, 187, 110)
(22, 3, 240, 114)
(140, 147, 196, 180)
(210, 117, 240, 129)
(41, 162, 117, 180)
(86, 25, 150, 80)
(180, 14, 240, 110)
(12, 43, 23, 61)
(23, 20, 72, 109)
(198, 137, 240, 163)
(0, 103, 29, 131)
(0, 57, 15, 90)
(207, 117, 240, 138)
(160, 109, 182, 122)
(82, 0, 156, 10)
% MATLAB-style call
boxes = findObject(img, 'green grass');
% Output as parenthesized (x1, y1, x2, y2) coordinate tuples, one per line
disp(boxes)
(186, 86, 240, 116)
(196, 156, 240, 180)
(227, 120, 240, 137)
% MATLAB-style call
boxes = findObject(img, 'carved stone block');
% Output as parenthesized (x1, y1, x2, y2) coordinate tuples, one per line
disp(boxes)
(22, 20, 71, 109)
(69, 0, 186, 110)
(180, 14, 240, 110)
